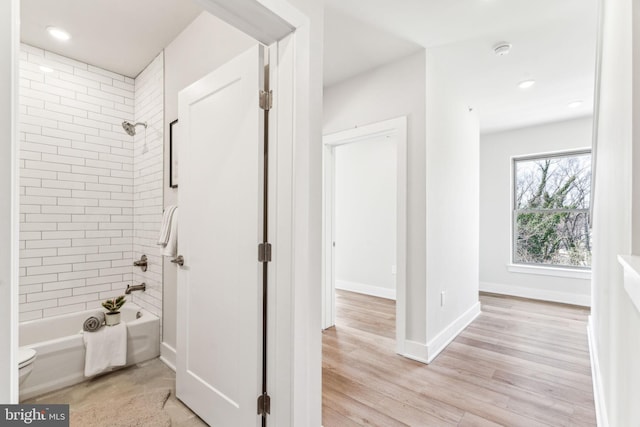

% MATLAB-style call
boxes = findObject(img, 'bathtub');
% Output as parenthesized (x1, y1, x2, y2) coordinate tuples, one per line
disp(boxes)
(19, 305, 160, 401)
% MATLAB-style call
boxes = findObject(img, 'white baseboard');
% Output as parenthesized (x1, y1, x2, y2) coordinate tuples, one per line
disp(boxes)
(400, 302, 481, 364)
(336, 279, 396, 300)
(480, 281, 591, 307)
(401, 340, 429, 364)
(588, 316, 609, 427)
(160, 342, 176, 372)
(426, 301, 481, 363)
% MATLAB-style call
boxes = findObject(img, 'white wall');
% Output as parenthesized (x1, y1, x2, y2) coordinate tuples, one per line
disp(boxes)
(0, 0, 19, 403)
(161, 11, 256, 357)
(18, 44, 136, 321)
(132, 52, 164, 318)
(424, 48, 480, 359)
(480, 117, 593, 306)
(324, 50, 427, 342)
(283, 1, 324, 425)
(590, 0, 640, 425)
(334, 135, 397, 298)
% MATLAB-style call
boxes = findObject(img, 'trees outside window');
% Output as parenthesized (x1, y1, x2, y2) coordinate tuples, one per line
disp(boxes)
(513, 151, 592, 268)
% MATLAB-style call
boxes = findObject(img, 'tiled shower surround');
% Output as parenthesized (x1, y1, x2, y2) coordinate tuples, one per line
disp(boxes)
(132, 54, 164, 317)
(18, 44, 164, 321)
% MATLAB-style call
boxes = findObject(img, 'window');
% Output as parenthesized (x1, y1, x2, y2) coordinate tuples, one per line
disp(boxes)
(513, 151, 592, 268)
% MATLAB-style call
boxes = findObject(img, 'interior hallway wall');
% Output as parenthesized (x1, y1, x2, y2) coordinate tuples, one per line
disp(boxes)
(424, 47, 480, 359)
(18, 44, 136, 321)
(334, 135, 397, 299)
(0, 0, 18, 403)
(161, 11, 256, 360)
(480, 117, 592, 306)
(324, 50, 427, 342)
(590, 0, 640, 424)
(132, 52, 164, 318)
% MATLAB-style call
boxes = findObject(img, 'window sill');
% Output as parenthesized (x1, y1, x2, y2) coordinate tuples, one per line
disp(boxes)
(618, 255, 640, 314)
(507, 264, 591, 280)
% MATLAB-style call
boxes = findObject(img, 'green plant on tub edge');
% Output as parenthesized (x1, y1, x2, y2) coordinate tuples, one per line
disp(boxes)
(102, 295, 126, 314)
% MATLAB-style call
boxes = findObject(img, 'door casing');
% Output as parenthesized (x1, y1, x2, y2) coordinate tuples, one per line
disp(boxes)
(322, 116, 408, 356)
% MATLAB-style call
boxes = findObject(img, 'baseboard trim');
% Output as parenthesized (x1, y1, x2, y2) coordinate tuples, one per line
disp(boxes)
(588, 316, 609, 427)
(336, 279, 396, 300)
(480, 281, 591, 307)
(426, 301, 481, 363)
(400, 302, 481, 365)
(160, 342, 176, 372)
(401, 340, 429, 364)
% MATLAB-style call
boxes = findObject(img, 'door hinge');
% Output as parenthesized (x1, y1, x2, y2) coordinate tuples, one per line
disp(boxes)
(259, 90, 273, 111)
(258, 242, 272, 262)
(257, 393, 271, 416)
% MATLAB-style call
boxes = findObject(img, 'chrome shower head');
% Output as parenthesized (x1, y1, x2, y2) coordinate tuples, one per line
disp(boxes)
(122, 121, 147, 136)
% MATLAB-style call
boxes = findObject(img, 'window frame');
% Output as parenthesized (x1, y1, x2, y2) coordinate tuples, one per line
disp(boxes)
(511, 149, 593, 271)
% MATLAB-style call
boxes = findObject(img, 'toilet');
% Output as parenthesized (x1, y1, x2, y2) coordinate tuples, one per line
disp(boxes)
(18, 347, 37, 385)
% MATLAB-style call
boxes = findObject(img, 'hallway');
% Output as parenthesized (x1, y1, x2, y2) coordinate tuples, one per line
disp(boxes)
(322, 291, 596, 426)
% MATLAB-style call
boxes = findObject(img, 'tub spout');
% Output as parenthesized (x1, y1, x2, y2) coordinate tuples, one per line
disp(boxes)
(125, 283, 146, 294)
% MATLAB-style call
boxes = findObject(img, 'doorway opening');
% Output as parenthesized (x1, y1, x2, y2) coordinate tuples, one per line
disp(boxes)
(322, 116, 407, 354)
(11, 0, 313, 424)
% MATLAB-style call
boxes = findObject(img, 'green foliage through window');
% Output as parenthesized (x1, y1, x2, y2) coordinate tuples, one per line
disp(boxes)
(513, 152, 592, 268)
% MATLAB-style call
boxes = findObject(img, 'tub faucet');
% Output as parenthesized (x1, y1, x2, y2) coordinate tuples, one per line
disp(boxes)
(125, 283, 146, 294)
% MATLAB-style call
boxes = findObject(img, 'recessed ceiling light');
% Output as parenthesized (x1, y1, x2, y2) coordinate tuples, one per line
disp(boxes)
(39, 66, 54, 73)
(46, 26, 71, 41)
(568, 100, 583, 108)
(493, 42, 512, 56)
(518, 80, 536, 89)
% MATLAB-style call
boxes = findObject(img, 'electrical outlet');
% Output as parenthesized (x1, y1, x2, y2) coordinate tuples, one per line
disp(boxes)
(391, 265, 396, 275)
(440, 291, 446, 307)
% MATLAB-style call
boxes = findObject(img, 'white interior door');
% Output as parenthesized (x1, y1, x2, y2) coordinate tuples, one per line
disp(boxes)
(176, 44, 265, 427)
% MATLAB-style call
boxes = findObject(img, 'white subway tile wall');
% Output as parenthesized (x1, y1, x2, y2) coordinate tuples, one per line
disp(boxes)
(19, 44, 164, 323)
(132, 53, 164, 318)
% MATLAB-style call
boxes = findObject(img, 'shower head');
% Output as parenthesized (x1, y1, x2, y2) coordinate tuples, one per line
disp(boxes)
(122, 121, 147, 136)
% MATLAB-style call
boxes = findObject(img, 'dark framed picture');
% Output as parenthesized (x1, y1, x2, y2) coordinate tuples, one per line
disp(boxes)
(169, 119, 178, 188)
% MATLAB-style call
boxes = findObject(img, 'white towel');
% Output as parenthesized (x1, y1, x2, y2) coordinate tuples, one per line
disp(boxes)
(163, 208, 178, 257)
(157, 205, 177, 246)
(82, 322, 127, 377)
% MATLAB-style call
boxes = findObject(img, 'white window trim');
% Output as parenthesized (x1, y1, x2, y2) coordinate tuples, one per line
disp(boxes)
(507, 263, 591, 280)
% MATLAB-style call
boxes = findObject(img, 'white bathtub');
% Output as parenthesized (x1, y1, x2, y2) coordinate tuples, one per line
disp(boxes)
(19, 305, 160, 401)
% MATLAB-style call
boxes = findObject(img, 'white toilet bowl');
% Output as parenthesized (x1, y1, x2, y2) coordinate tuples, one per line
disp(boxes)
(18, 347, 37, 385)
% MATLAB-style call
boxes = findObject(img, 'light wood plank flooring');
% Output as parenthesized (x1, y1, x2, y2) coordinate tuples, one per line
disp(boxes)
(322, 290, 596, 426)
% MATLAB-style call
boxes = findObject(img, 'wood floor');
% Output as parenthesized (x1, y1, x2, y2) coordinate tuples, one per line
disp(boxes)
(322, 290, 596, 426)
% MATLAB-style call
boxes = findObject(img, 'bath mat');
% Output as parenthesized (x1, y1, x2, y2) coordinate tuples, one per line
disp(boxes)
(70, 388, 172, 427)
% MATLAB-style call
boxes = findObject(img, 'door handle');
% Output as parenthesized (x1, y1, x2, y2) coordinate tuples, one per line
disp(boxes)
(171, 255, 184, 266)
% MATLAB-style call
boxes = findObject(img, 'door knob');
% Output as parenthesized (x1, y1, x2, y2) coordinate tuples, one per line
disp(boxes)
(171, 255, 184, 266)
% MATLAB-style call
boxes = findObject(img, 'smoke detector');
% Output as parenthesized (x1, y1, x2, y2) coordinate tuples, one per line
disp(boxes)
(493, 42, 512, 56)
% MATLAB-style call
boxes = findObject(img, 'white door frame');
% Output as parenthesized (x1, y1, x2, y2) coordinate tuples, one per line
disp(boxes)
(3, 1, 320, 425)
(322, 116, 408, 355)
(191, 2, 318, 426)
(0, 0, 20, 404)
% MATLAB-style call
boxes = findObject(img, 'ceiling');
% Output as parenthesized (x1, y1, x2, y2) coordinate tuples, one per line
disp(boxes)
(323, 9, 422, 87)
(323, 0, 598, 133)
(21, 0, 203, 78)
(21, 0, 598, 133)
